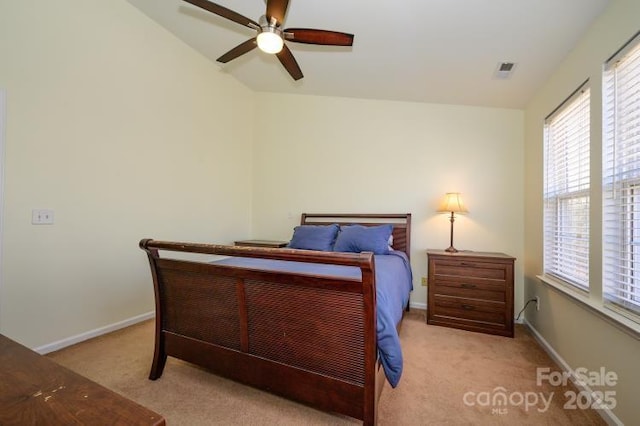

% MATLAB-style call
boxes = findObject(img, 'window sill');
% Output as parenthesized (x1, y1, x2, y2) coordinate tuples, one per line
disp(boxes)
(536, 274, 640, 340)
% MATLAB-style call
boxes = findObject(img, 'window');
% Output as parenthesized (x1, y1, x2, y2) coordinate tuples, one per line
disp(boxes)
(603, 32, 640, 316)
(543, 83, 590, 289)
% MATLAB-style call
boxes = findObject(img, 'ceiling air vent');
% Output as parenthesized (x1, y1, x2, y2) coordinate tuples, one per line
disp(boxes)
(493, 62, 517, 79)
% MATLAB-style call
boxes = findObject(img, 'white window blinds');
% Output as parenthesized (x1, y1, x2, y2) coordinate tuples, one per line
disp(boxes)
(603, 32, 640, 316)
(543, 83, 591, 289)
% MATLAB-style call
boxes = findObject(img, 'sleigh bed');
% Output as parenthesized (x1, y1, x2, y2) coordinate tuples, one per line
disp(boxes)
(139, 213, 412, 425)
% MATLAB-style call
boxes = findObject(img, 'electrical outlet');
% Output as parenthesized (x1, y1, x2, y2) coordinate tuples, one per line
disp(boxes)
(32, 209, 54, 225)
(421, 276, 428, 286)
(535, 296, 540, 311)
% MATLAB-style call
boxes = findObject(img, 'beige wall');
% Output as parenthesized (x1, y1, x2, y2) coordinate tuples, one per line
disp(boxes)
(0, 0, 254, 348)
(524, 0, 640, 423)
(252, 93, 524, 310)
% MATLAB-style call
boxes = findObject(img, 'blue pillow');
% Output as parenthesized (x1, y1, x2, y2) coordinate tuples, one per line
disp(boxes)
(333, 224, 393, 255)
(287, 224, 340, 251)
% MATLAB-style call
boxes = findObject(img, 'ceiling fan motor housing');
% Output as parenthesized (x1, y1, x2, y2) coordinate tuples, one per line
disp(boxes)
(257, 15, 284, 53)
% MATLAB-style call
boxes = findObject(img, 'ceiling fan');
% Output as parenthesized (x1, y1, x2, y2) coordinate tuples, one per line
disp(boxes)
(183, 0, 354, 81)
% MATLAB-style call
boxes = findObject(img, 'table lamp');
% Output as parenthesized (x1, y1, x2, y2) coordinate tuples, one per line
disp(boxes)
(437, 192, 468, 253)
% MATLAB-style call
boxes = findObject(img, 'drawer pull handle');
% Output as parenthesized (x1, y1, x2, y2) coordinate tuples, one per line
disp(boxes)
(460, 262, 476, 267)
(461, 283, 476, 289)
(461, 304, 475, 310)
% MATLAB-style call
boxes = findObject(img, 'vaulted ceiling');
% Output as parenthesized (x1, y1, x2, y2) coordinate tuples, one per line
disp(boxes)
(128, 0, 610, 109)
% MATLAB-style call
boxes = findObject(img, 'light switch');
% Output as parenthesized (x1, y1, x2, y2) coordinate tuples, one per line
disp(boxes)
(32, 209, 54, 225)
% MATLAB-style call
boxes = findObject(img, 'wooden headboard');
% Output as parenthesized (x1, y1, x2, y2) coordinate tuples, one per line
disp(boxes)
(300, 213, 412, 259)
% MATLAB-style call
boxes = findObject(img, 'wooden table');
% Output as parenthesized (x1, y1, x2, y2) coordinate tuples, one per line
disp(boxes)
(0, 334, 165, 425)
(234, 239, 288, 248)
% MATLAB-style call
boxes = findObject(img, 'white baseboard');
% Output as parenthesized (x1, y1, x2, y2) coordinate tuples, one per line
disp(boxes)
(523, 318, 623, 426)
(35, 311, 155, 355)
(410, 301, 426, 310)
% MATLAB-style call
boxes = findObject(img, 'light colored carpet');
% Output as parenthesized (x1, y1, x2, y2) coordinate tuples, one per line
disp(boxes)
(48, 311, 606, 425)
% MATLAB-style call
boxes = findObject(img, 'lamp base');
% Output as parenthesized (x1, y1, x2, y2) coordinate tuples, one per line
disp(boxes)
(445, 246, 459, 253)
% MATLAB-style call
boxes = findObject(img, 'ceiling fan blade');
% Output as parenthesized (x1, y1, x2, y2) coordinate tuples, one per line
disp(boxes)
(284, 28, 354, 46)
(276, 45, 303, 80)
(217, 38, 257, 63)
(266, 0, 289, 25)
(183, 0, 258, 29)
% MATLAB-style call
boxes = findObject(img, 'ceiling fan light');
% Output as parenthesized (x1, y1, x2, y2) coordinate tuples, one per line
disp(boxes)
(257, 30, 283, 54)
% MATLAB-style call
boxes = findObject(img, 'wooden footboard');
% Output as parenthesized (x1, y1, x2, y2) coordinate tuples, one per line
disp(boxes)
(139, 240, 381, 424)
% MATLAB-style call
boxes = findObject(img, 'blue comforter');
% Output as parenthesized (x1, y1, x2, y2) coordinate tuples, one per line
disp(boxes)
(213, 251, 412, 387)
(373, 251, 413, 387)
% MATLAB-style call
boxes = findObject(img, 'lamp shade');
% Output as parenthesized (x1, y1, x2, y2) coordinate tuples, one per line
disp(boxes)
(437, 192, 468, 214)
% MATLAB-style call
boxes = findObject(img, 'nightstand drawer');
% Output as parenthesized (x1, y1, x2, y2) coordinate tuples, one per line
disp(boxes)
(432, 295, 506, 324)
(432, 259, 509, 281)
(431, 277, 506, 302)
(432, 274, 506, 291)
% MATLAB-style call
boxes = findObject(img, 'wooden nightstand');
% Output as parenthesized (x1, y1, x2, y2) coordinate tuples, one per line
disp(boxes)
(234, 239, 288, 248)
(427, 250, 516, 337)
